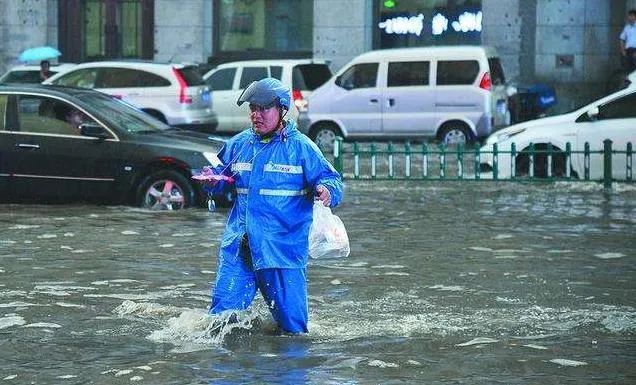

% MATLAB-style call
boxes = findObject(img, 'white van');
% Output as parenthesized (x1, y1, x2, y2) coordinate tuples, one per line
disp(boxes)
(203, 59, 332, 134)
(298, 46, 510, 149)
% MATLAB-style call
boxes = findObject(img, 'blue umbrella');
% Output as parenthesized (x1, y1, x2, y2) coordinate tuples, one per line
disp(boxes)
(18, 46, 62, 63)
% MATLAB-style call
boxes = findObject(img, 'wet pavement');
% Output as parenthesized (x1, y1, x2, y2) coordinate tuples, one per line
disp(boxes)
(0, 182, 635, 384)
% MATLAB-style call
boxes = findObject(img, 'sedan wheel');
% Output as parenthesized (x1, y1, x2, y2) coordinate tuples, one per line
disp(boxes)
(138, 170, 194, 210)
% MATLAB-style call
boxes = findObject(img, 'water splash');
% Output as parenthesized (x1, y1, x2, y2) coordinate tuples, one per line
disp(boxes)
(148, 308, 263, 347)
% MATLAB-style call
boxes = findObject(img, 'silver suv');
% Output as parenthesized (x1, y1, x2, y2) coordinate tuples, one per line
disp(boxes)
(203, 59, 332, 134)
(44, 61, 217, 132)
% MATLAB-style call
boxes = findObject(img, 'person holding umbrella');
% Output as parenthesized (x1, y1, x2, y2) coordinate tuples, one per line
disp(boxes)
(39, 60, 51, 81)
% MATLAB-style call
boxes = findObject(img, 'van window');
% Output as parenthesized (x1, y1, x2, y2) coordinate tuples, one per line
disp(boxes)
(388, 61, 430, 87)
(488, 58, 506, 85)
(206, 68, 236, 90)
(337, 63, 378, 90)
(293, 64, 332, 91)
(240, 67, 268, 88)
(437, 60, 480, 85)
(270, 66, 283, 80)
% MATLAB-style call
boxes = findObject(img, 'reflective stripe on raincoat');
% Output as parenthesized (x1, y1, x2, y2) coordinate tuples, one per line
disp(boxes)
(210, 120, 343, 270)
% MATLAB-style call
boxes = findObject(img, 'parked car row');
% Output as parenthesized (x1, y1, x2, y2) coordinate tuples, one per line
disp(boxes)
(1, 47, 511, 152)
(2, 47, 631, 211)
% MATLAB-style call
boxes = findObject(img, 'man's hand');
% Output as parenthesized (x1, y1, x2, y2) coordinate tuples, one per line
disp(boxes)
(315, 185, 331, 207)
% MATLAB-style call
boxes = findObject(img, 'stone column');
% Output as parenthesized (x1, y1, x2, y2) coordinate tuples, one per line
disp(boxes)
(313, 0, 374, 72)
(154, 0, 208, 63)
(1, 0, 51, 72)
(481, 0, 530, 84)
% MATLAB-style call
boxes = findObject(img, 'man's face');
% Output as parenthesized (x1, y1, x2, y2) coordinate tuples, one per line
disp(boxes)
(41, 63, 49, 71)
(249, 104, 280, 135)
(629, 13, 636, 24)
(67, 110, 85, 128)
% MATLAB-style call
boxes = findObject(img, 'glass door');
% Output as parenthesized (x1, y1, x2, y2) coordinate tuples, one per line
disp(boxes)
(59, 0, 154, 62)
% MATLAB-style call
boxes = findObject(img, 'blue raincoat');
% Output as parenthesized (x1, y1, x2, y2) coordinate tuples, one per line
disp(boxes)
(208, 120, 343, 332)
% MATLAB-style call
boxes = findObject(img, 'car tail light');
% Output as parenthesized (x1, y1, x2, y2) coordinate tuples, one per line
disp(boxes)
(172, 68, 193, 104)
(292, 89, 308, 111)
(479, 72, 492, 91)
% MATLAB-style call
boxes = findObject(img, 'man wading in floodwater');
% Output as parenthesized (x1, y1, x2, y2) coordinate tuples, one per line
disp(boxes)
(202, 78, 343, 334)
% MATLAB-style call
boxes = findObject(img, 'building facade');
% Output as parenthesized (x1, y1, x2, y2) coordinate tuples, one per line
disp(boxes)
(0, 0, 634, 111)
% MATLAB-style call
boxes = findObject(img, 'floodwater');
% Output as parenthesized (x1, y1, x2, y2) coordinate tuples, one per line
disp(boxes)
(1, 182, 635, 384)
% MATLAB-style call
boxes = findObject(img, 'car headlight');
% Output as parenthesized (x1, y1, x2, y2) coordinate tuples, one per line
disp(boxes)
(496, 127, 526, 142)
(203, 152, 222, 167)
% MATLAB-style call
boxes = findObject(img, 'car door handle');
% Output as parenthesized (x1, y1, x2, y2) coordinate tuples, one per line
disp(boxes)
(387, 98, 395, 107)
(370, 98, 378, 103)
(16, 143, 40, 149)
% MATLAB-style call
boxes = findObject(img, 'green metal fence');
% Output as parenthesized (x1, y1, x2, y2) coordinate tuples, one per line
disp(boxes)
(332, 137, 634, 188)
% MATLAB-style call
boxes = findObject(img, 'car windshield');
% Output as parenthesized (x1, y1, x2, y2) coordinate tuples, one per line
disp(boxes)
(78, 92, 171, 133)
(0, 70, 59, 84)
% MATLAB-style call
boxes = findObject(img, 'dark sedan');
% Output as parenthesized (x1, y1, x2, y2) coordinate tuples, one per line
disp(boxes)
(0, 85, 226, 209)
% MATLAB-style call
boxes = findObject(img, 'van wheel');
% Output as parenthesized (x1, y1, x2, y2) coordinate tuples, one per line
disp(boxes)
(437, 123, 472, 146)
(310, 123, 341, 152)
(143, 109, 167, 123)
(137, 170, 194, 210)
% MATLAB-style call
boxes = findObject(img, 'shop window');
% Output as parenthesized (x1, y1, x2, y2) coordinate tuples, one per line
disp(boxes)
(216, 0, 313, 54)
(375, 0, 482, 49)
(388, 61, 430, 87)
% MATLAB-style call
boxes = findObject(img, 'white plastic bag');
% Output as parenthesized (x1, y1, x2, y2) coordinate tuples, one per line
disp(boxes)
(309, 202, 350, 259)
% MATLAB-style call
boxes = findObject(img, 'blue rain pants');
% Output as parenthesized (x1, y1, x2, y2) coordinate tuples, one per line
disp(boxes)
(209, 237, 308, 334)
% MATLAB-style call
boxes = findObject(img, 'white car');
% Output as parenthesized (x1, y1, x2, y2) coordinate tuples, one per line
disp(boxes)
(0, 63, 76, 84)
(627, 70, 636, 88)
(44, 61, 217, 132)
(479, 87, 635, 180)
(203, 59, 332, 134)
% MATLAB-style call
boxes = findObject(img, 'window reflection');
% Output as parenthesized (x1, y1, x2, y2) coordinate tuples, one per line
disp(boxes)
(217, 0, 313, 53)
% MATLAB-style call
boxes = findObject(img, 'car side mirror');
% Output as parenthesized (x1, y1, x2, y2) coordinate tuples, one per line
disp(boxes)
(587, 107, 600, 121)
(335, 75, 353, 90)
(80, 122, 109, 139)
